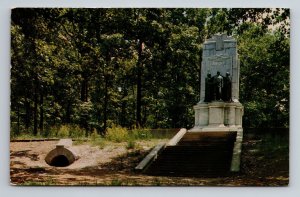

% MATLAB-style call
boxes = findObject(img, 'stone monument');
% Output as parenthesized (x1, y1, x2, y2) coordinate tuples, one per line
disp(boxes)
(136, 34, 244, 175)
(190, 33, 244, 171)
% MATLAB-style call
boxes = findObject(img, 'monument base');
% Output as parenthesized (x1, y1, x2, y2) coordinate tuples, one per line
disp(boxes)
(189, 101, 244, 172)
(190, 101, 243, 131)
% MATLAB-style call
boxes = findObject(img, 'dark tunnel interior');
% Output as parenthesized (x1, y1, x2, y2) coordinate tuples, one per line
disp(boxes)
(49, 155, 70, 167)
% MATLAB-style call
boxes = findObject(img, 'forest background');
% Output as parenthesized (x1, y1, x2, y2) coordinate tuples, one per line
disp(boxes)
(10, 8, 290, 137)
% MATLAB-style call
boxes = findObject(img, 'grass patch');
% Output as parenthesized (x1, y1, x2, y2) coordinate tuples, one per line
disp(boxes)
(105, 125, 156, 142)
(84, 138, 106, 148)
(106, 124, 129, 142)
(11, 124, 86, 140)
(57, 125, 69, 137)
(11, 124, 169, 152)
(10, 133, 45, 140)
(126, 138, 136, 149)
(111, 179, 122, 186)
(90, 130, 106, 148)
(260, 133, 289, 153)
(55, 125, 86, 139)
(72, 138, 88, 145)
(129, 128, 153, 140)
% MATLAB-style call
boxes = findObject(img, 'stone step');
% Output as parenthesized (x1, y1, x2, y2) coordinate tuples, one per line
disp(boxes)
(145, 131, 236, 177)
(181, 131, 237, 142)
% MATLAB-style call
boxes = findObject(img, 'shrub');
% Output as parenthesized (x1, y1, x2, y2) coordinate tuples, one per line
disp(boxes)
(90, 129, 106, 148)
(10, 133, 41, 140)
(46, 124, 86, 138)
(45, 125, 59, 137)
(130, 128, 153, 140)
(90, 129, 99, 141)
(69, 125, 85, 138)
(105, 124, 128, 142)
(126, 138, 136, 149)
(57, 125, 70, 137)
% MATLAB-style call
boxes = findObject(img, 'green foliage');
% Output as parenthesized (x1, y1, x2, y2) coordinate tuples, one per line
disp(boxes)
(260, 133, 289, 153)
(90, 129, 99, 141)
(73, 101, 94, 132)
(111, 179, 122, 186)
(10, 8, 290, 137)
(57, 125, 69, 137)
(12, 124, 86, 139)
(238, 24, 289, 127)
(90, 129, 106, 148)
(129, 128, 153, 140)
(104, 126, 156, 142)
(44, 125, 59, 137)
(105, 124, 129, 142)
(69, 125, 86, 138)
(126, 138, 136, 149)
(10, 133, 43, 140)
(54, 124, 86, 138)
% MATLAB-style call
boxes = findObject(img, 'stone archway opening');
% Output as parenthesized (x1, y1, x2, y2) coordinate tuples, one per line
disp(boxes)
(45, 139, 78, 167)
(49, 155, 70, 167)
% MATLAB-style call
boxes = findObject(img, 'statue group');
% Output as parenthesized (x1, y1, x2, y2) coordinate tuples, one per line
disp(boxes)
(204, 71, 232, 102)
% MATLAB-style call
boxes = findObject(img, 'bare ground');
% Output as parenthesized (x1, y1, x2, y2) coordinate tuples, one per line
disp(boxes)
(10, 136, 289, 186)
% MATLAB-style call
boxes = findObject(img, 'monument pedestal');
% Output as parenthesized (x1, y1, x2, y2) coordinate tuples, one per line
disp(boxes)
(189, 101, 244, 172)
(190, 101, 243, 132)
(209, 101, 225, 127)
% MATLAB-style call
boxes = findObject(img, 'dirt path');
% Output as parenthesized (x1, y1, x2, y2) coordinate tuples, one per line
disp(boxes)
(10, 137, 289, 186)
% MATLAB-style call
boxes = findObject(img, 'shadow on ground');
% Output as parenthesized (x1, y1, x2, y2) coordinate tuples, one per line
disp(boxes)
(10, 131, 289, 186)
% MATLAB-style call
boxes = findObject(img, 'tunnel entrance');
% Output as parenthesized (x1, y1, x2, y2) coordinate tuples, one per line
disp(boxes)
(49, 155, 70, 167)
(45, 139, 78, 167)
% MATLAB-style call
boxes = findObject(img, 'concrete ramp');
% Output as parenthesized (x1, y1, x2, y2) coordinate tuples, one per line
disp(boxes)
(135, 128, 186, 172)
(137, 129, 239, 177)
(45, 139, 78, 167)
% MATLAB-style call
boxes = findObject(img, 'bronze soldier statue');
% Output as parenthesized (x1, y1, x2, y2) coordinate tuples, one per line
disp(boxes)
(214, 71, 223, 101)
(204, 73, 214, 102)
(222, 72, 232, 102)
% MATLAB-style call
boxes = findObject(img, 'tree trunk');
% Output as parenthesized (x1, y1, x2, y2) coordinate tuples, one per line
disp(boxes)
(121, 101, 126, 126)
(136, 40, 143, 128)
(25, 97, 30, 130)
(103, 75, 109, 133)
(39, 89, 44, 134)
(155, 100, 158, 129)
(17, 103, 20, 135)
(33, 76, 38, 136)
(81, 78, 86, 102)
(81, 75, 88, 102)
(142, 105, 147, 126)
(85, 80, 88, 102)
(120, 84, 127, 127)
(66, 100, 71, 123)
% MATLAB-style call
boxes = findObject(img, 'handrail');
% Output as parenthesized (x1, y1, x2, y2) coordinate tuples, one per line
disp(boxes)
(167, 128, 187, 146)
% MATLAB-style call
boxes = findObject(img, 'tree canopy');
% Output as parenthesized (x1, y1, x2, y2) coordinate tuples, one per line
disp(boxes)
(10, 8, 290, 136)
